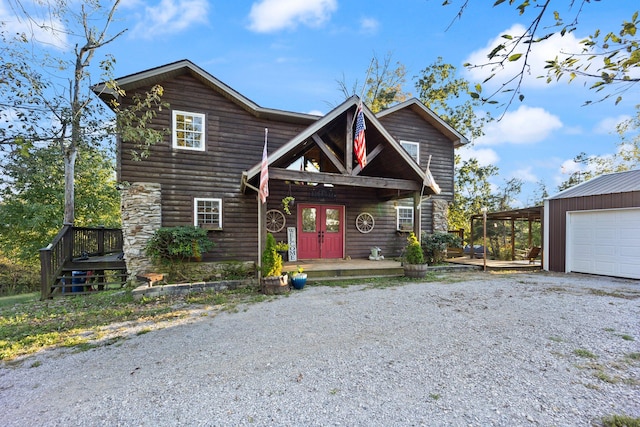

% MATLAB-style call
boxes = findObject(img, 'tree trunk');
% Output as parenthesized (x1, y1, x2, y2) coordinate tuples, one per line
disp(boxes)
(64, 146, 77, 224)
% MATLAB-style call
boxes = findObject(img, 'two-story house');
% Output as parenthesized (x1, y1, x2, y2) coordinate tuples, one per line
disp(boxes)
(94, 60, 468, 277)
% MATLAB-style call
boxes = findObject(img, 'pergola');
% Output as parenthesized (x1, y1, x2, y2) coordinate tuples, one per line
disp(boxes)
(469, 206, 544, 265)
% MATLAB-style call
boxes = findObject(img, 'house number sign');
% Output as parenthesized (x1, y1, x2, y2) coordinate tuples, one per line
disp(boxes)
(287, 227, 297, 262)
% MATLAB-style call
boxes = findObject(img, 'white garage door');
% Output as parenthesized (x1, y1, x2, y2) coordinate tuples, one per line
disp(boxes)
(566, 208, 640, 279)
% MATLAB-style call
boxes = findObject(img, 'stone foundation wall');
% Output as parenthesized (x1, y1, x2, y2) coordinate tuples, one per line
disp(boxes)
(432, 199, 449, 233)
(120, 182, 162, 279)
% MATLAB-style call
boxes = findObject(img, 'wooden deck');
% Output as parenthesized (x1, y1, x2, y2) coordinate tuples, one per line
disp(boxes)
(40, 226, 127, 299)
(446, 256, 542, 271)
(284, 256, 540, 279)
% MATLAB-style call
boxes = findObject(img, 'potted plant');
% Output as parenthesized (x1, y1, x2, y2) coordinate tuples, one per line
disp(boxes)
(275, 241, 289, 262)
(281, 196, 295, 215)
(403, 232, 428, 278)
(260, 233, 289, 294)
(290, 265, 307, 289)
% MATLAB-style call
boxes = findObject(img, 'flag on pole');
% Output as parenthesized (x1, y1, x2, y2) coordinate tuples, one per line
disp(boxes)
(259, 128, 269, 204)
(423, 155, 441, 195)
(354, 104, 367, 168)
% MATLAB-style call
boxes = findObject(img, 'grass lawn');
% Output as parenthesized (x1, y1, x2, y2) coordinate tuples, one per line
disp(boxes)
(0, 286, 267, 362)
(0, 292, 39, 308)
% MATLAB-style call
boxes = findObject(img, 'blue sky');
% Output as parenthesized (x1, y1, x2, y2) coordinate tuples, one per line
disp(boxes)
(2, 0, 638, 206)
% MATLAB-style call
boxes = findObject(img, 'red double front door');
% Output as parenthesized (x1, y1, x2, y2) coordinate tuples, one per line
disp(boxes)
(297, 204, 344, 259)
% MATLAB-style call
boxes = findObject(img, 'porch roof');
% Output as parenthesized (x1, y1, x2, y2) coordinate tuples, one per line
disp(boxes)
(242, 96, 438, 198)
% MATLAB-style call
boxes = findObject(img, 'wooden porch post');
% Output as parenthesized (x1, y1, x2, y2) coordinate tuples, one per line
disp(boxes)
(511, 219, 516, 260)
(470, 216, 475, 259)
(413, 191, 421, 240)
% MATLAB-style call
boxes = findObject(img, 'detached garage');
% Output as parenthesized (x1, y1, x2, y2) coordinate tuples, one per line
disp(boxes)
(544, 169, 640, 279)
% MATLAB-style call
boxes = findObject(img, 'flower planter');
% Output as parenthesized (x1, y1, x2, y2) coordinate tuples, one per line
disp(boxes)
(403, 263, 429, 278)
(291, 273, 307, 289)
(261, 275, 290, 295)
(277, 250, 288, 262)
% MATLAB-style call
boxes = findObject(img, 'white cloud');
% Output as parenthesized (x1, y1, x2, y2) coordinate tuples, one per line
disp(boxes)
(307, 110, 324, 116)
(594, 115, 630, 135)
(0, 0, 68, 49)
(511, 166, 537, 183)
(248, 0, 337, 33)
(458, 145, 500, 166)
(464, 24, 583, 89)
(359, 17, 379, 34)
(128, 0, 209, 39)
(476, 105, 562, 146)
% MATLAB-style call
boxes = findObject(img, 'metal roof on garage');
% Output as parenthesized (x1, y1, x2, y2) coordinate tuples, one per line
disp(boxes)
(548, 169, 640, 200)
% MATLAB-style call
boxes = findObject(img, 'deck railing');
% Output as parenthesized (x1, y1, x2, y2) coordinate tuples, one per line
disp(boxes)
(40, 226, 124, 299)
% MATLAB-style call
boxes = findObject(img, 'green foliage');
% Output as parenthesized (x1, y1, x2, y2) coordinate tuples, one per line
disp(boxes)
(365, 53, 410, 113)
(445, 2, 639, 108)
(261, 233, 283, 277)
(337, 52, 411, 113)
(275, 241, 289, 251)
(415, 57, 491, 141)
(448, 156, 499, 239)
(422, 232, 461, 265)
(1, 1, 167, 224)
(0, 145, 120, 264)
(112, 84, 170, 160)
(281, 196, 295, 215)
(145, 227, 215, 265)
(404, 232, 425, 265)
(0, 256, 40, 296)
(557, 107, 640, 192)
(601, 414, 640, 427)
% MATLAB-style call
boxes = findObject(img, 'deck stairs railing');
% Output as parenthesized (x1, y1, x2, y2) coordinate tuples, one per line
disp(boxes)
(39, 225, 127, 299)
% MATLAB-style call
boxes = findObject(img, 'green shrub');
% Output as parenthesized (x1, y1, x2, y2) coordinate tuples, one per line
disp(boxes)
(421, 232, 461, 265)
(404, 232, 425, 265)
(145, 226, 215, 265)
(261, 233, 283, 277)
(0, 256, 40, 296)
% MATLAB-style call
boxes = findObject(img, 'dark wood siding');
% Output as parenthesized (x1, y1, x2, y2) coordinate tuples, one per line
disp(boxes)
(377, 108, 455, 233)
(118, 74, 307, 261)
(116, 74, 457, 262)
(547, 191, 640, 272)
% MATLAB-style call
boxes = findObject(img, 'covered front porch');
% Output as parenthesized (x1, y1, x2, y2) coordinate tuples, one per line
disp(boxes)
(241, 96, 441, 264)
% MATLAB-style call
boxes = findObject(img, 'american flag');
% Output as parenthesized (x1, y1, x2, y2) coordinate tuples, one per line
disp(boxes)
(259, 128, 269, 204)
(354, 104, 367, 168)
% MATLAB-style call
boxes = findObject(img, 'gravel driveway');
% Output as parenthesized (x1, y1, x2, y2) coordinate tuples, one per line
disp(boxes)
(1, 271, 639, 426)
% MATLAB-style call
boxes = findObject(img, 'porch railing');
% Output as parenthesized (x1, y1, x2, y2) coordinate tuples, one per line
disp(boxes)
(39, 225, 124, 299)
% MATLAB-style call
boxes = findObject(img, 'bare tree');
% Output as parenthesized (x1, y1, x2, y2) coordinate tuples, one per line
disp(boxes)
(1, 0, 165, 224)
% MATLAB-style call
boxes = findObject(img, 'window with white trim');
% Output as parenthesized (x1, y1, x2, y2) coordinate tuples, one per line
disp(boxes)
(400, 140, 419, 163)
(173, 110, 205, 151)
(396, 206, 414, 232)
(194, 198, 222, 229)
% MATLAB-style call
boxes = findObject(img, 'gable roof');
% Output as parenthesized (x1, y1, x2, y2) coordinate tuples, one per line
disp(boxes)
(548, 169, 640, 200)
(376, 98, 469, 148)
(92, 59, 319, 124)
(243, 96, 437, 195)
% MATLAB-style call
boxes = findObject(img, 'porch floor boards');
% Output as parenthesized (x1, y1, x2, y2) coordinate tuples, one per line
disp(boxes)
(285, 256, 540, 280)
(446, 256, 542, 271)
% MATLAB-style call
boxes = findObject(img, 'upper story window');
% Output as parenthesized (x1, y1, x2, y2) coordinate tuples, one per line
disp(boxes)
(194, 198, 222, 229)
(400, 140, 419, 163)
(173, 110, 205, 151)
(397, 206, 414, 232)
